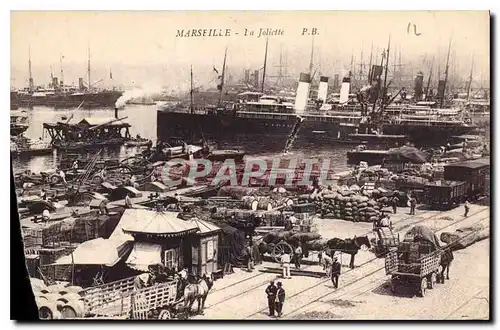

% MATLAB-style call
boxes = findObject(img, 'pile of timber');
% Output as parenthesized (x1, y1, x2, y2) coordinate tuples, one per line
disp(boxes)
(440, 223, 490, 251)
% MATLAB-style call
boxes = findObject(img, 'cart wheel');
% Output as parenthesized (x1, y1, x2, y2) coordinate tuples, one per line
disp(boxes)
(429, 273, 437, 289)
(50, 175, 60, 185)
(272, 241, 293, 262)
(158, 309, 171, 320)
(419, 278, 427, 297)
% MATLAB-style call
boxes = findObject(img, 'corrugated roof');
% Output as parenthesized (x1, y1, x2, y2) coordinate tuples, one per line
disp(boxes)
(121, 209, 199, 236)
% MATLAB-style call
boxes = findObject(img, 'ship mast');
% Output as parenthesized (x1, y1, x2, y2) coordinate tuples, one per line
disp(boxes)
(425, 57, 434, 100)
(367, 42, 373, 83)
(441, 37, 452, 108)
(382, 35, 391, 108)
(87, 43, 91, 91)
(60, 54, 64, 86)
(466, 54, 475, 100)
(190, 65, 194, 114)
(218, 47, 227, 106)
(309, 37, 314, 76)
(261, 38, 268, 94)
(28, 46, 34, 92)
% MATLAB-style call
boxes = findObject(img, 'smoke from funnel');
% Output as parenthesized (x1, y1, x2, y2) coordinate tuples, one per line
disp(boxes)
(114, 82, 164, 108)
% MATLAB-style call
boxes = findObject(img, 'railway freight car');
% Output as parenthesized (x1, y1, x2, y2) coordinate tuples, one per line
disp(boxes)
(443, 157, 490, 199)
(424, 157, 489, 210)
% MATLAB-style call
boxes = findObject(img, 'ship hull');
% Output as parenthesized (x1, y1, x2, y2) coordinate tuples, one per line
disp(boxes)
(16, 91, 123, 108)
(157, 111, 477, 146)
(380, 123, 477, 146)
(157, 111, 356, 144)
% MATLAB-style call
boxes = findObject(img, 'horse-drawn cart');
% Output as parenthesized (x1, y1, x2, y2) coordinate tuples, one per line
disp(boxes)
(385, 225, 443, 297)
(373, 226, 400, 257)
(81, 277, 183, 319)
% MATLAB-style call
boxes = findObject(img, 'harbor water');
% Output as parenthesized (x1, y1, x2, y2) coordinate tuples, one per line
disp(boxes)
(11, 105, 351, 174)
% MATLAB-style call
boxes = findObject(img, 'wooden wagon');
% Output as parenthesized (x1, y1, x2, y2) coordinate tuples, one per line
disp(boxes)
(81, 277, 183, 319)
(385, 226, 443, 297)
(372, 226, 399, 257)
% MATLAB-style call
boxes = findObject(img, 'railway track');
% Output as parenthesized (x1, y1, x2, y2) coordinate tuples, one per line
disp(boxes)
(201, 206, 489, 314)
(204, 209, 435, 307)
(245, 209, 489, 319)
(287, 222, 491, 319)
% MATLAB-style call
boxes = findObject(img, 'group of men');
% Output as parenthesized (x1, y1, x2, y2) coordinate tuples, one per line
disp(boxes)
(264, 280, 286, 318)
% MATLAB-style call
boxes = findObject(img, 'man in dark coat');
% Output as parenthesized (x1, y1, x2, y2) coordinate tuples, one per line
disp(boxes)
(275, 282, 286, 317)
(409, 197, 417, 215)
(265, 280, 277, 316)
(331, 256, 341, 289)
(392, 195, 399, 214)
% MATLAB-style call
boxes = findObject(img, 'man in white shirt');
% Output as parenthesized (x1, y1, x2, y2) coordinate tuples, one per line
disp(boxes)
(57, 167, 67, 185)
(280, 252, 291, 279)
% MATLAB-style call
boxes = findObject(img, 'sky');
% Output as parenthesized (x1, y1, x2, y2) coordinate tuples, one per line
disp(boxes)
(10, 11, 490, 89)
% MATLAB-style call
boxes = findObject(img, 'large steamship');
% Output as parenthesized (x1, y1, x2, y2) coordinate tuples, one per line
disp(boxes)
(12, 47, 123, 109)
(157, 72, 476, 146)
(157, 40, 476, 146)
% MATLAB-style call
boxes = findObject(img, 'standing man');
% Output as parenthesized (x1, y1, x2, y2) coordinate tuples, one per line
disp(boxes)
(265, 280, 277, 317)
(71, 159, 79, 174)
(246, 245, 254, 272)
(125, 193, 134, 209)
(331, 256, 341, 289)
(280, 251, 291, 279)
(409, 197, 417, 216)
(321, 253, 333, 278)
(391, 195, 399, 214)
(464, 200, 470, 217)
(40, 188, 47, 201)
(275, 282, 286, 318)
(293, 244, 303, 270)
(57, 167, 67, 185)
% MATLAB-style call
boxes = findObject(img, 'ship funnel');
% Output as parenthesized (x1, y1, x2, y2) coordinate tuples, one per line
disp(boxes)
(114, 107, 119, 119)
(294, 73, 311, 114)
(253, 70, 259, 89)
(437, 80, 446, 101)
(52, 77, 59, 88)
(339, 77, 351, 104)
(414, 72, 424, 101)
(318, 76, 329, 102)
(78, 78, 85, 90)
(333, 74, 340, 91)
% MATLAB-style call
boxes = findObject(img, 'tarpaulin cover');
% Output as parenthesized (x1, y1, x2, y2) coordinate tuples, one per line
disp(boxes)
(219, 223, 249, 265)
(126, 242, 162, 272)
(388, 146, 428, 164)
(404, 225, 441, 249)
(53, 238, 132, 266)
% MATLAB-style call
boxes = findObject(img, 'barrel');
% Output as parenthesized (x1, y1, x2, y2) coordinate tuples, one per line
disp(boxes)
(59, 299, 85, 319)
(36, 297, 59, 320)
(242, 196, 258, 211)
(257, 197, 274, 211)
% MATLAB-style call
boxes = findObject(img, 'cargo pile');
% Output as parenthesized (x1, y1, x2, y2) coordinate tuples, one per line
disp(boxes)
(299, 186, 384, 223)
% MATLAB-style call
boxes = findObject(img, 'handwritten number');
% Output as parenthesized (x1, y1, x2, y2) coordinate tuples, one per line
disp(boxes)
(407, 22, 422, 36)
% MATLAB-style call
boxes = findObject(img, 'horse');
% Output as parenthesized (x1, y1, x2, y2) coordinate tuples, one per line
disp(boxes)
(438, 246, 454, 283)
(183, 274, 214, 316)
(325, 236, 371, 269)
